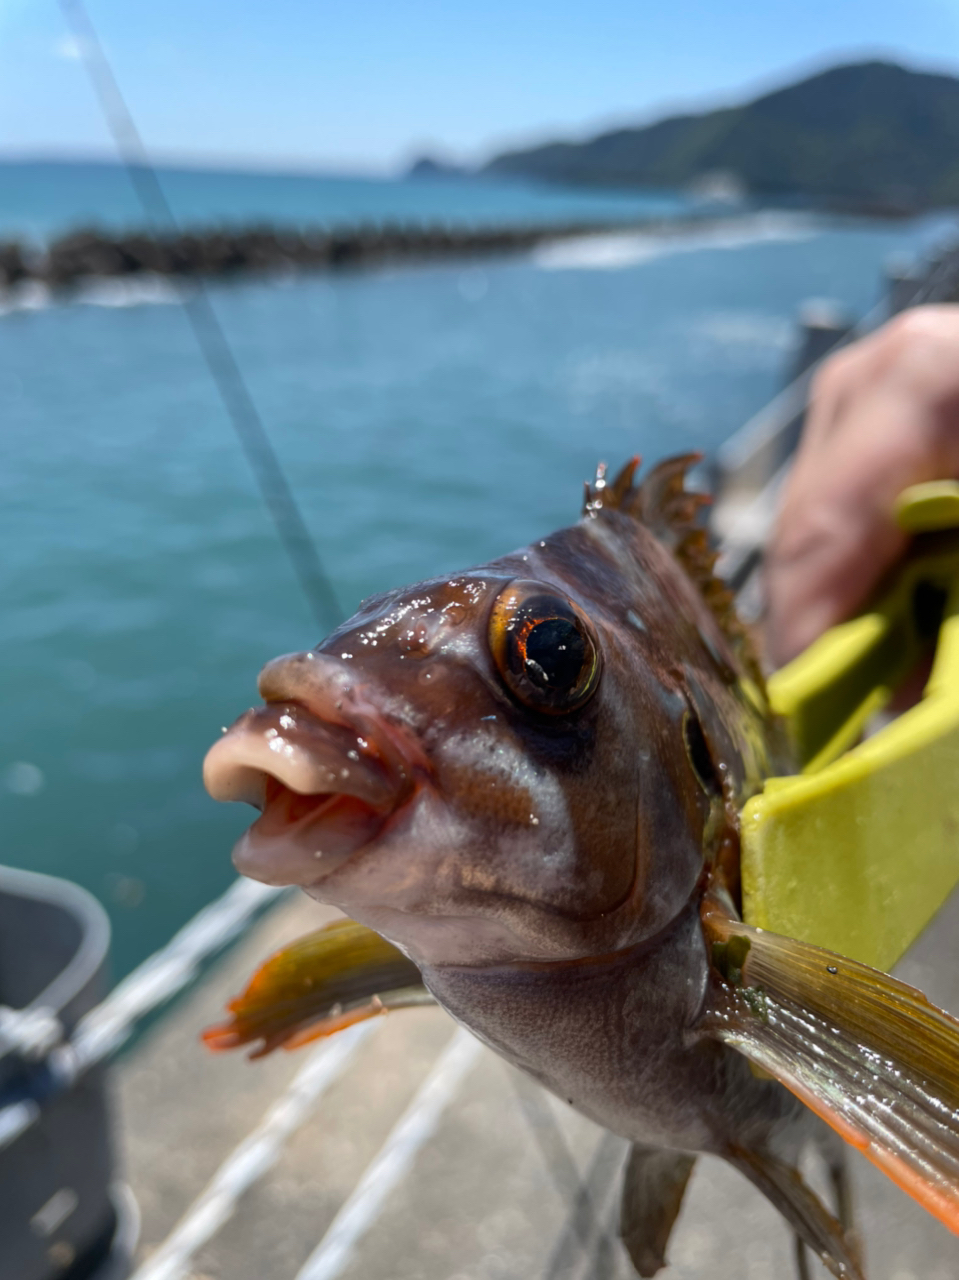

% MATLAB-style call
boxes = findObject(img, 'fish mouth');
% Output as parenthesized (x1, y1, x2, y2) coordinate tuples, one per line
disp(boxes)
(203, 697, 419, 887)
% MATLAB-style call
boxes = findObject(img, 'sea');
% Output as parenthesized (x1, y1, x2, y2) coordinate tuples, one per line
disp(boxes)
(1, 159, 955, 979)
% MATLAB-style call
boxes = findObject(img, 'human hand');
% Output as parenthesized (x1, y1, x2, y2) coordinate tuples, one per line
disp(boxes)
(765, 305, 959, 667)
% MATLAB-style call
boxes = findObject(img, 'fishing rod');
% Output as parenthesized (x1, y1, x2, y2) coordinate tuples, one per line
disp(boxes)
(57, 0, 343, 635)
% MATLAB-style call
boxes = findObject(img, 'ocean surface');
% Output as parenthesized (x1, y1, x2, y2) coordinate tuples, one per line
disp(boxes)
(0, 159, 689, 242)
(0, 162, 954, 979)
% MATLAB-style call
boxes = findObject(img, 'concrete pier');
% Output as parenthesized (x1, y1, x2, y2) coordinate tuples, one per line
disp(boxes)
(114, 886, 959, 1280)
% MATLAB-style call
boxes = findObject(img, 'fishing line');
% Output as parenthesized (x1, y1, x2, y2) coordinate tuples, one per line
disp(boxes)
(507, 1067, 614, 1274)
(53, 9, 619, 1272)
(57, 0, 343, 634)
(541, 1127, 626, 1280)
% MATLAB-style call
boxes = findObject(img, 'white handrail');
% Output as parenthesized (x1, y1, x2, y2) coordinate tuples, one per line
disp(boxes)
(295, 1028, 482, 1280)
(71, 878, 284, 1071)
(129, 1020, 376, 1280)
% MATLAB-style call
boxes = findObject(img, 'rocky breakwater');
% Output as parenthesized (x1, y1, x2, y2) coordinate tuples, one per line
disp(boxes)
(0, 218, 655, 292)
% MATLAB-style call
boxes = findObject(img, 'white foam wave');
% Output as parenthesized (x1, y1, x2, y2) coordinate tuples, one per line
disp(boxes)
(76, 274, 180, 308)
(694, 310, 794, 349)
(0, 281, 52, 316)
(532, 212, 820, 272)
(0, 273, 180, 318)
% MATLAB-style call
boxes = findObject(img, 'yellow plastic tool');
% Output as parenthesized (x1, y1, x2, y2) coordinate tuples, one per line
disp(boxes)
(741, 480, 959, 971)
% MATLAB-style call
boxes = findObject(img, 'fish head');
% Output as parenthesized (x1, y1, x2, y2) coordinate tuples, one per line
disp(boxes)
(204, 461, 762, 968)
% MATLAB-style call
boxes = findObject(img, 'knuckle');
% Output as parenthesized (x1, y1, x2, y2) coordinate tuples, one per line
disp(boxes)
(879, 305, 959, 367)
(810, 348, 851, 399)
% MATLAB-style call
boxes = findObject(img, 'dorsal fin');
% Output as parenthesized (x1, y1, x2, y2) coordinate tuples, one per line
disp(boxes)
(582, 453, 708, 532)
(583, 454, 762, 685)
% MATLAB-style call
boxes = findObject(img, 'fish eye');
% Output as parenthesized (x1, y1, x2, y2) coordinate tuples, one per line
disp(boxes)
(488, 581, 602, 714)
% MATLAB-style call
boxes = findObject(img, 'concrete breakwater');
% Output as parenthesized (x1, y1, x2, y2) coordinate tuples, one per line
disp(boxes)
(0, 214, 719, 290)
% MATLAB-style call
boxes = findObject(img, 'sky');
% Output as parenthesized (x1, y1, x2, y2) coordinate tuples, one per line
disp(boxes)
(1, 0, 959, 173)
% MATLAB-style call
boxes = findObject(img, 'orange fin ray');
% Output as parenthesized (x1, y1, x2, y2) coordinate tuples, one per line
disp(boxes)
(702, 902, 959, 1237)
(202, 918, 430, 1059)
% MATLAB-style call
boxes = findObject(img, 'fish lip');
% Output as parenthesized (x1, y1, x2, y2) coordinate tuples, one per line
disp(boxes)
(203, 684, 428, 888)
(203, 700, 414, 811)
(234, 780, 420, 889)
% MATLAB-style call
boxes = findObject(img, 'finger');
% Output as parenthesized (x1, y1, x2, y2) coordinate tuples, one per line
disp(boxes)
(766, 397, 937, 664)
(767, 307, 959, 665)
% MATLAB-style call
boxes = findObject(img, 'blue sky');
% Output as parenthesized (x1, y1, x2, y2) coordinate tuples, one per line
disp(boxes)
(1, 0, 958, 172)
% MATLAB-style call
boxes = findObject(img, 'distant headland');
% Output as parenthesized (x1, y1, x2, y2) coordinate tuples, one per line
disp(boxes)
(410, 60, 959, 215)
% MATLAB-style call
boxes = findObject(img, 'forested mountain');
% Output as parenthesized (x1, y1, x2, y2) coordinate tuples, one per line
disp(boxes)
(481, 61, 959, 210)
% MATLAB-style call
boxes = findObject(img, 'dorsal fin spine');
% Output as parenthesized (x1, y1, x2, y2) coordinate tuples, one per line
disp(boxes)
(582, 454, 763, 686)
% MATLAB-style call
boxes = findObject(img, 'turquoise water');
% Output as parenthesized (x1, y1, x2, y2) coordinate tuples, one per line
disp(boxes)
(0, 160, 689, 242)
(0, 168, 951, 978)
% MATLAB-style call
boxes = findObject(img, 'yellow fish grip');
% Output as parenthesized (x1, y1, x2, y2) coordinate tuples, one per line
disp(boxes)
(741, 480, 959, 971)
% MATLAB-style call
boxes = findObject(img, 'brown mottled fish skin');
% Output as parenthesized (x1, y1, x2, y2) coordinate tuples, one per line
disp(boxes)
(204, 458, 858, 1275)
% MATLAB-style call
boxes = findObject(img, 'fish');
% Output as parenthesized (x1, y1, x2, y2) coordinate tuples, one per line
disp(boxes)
(202, 455, 959, 1278)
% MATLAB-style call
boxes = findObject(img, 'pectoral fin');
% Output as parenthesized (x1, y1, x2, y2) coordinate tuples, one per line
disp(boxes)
(619, 1144, 696, 1277)
(203, 918, 431, 1058)
(702, 901, 959, 1236)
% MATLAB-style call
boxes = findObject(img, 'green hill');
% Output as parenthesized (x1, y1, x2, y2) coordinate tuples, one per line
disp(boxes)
(482, 61, 959, 211)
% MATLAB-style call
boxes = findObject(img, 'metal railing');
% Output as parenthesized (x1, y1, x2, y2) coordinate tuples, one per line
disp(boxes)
(0, 877, 285, 1152)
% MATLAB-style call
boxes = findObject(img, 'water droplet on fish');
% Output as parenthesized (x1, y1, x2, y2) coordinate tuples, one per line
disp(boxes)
(341, 768, 350, 778)
(314, 849, 324, 859)
(347, 750, 359, 761)
(220, 726, 228, 735)
(340, 653, 353, 660)
(626, 609, 646, 632)
(481, 714, 497, 721)
(530, 815, 540, 826)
